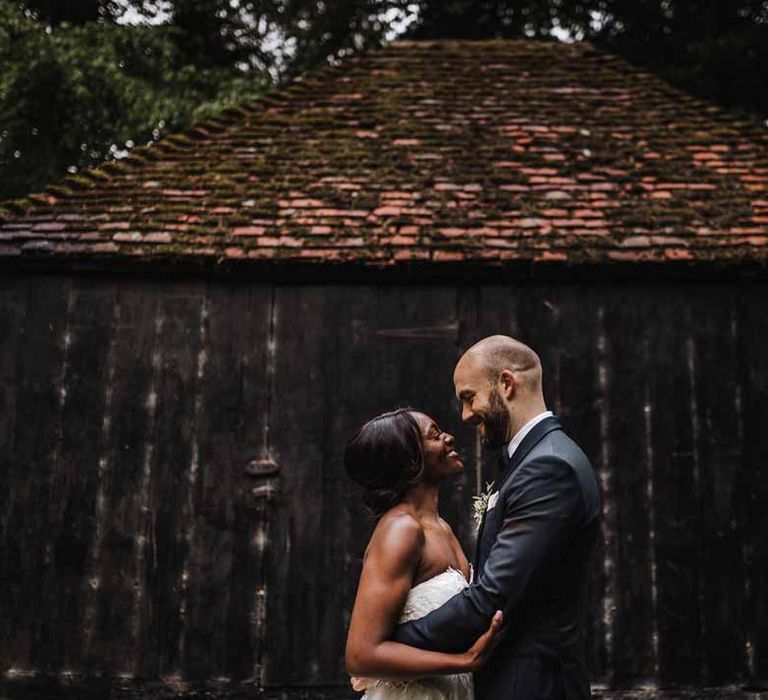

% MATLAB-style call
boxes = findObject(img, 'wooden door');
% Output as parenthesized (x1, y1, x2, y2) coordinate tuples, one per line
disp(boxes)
(261, 284, 478, 693)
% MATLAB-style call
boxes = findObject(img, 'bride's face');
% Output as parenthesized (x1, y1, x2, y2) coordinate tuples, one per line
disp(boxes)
(410, 411, 464, 481)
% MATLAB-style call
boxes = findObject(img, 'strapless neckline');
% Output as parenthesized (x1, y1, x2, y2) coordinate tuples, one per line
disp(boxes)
(352, 564, 475, 698)
(411, 566, 470, 592)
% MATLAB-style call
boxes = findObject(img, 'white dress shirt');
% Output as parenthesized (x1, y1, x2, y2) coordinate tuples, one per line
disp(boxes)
(506, 410, 554, 461)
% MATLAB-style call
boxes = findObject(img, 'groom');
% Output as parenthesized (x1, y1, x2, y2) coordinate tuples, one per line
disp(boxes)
(394, 335, 601, 699)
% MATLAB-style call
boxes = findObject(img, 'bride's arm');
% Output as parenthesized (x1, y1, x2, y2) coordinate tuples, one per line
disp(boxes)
(345, 513, 501, 680)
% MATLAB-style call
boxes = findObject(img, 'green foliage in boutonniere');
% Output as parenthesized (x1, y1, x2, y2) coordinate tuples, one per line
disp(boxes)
(472, 481, 495, 527)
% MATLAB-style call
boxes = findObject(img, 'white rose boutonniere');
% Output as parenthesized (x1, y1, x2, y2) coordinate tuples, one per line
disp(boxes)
(472, 481, 495, 527)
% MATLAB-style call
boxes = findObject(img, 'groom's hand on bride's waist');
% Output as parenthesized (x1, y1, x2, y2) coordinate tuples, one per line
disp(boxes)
(462, 610, 505, 671)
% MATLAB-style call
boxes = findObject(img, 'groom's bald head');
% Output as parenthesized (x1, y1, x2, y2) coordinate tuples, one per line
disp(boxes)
(459, 335, 542, 394)
(454, 335, 546, 446)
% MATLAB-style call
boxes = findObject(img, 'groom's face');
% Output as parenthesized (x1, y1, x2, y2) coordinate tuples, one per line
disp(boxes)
(454, 359, 511, 449)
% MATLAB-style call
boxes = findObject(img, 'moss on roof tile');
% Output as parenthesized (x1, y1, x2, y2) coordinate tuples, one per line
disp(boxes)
(1, 39, 766, 268)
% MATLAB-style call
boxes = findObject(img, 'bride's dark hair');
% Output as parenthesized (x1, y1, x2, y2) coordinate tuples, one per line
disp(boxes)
(344, 407, 424, 518)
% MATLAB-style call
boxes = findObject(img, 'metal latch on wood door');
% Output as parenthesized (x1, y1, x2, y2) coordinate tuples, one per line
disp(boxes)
(244, 458, 280, 500)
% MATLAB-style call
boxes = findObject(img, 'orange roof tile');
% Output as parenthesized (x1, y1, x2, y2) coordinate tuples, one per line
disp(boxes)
(2, 40, 767, 269)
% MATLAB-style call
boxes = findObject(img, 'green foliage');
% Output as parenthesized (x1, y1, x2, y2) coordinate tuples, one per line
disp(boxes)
(273, 0, 399, 75)
(592, 0, 768, 118)
(0, 1, 268, 198)
(410, 0, 576, 39)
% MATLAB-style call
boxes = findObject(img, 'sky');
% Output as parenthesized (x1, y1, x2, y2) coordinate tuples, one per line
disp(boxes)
(116, 1, 170, 25)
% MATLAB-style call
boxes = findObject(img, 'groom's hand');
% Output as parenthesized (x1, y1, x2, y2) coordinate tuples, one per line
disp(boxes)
(462, 610, 504, 671)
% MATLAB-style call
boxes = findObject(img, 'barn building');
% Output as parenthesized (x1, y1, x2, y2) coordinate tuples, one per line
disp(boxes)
(0, 40, 766, 698)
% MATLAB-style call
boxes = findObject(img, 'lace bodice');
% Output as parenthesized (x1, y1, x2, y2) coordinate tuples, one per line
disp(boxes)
(352, 567, 474, 699)
(400, 567, 471, 623)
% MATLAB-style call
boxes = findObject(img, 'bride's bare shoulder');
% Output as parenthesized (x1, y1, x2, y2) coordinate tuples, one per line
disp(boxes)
(365, 507, 425, 562)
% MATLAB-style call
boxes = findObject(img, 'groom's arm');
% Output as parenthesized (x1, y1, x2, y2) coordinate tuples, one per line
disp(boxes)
(393, 456, 582, 653)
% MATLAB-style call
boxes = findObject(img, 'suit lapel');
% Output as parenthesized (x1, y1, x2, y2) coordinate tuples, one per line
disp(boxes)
(496, 415, 563, 492)
(472, 417, 564, 571)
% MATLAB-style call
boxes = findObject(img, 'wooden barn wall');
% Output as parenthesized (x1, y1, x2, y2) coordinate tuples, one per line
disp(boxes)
(0, 273, 765, 699)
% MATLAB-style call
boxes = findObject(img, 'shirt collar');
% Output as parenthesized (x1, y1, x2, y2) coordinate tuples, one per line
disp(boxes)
(507, 411, 554, 461)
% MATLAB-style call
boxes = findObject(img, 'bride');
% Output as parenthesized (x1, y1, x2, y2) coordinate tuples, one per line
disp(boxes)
(344, 408, 503, 699)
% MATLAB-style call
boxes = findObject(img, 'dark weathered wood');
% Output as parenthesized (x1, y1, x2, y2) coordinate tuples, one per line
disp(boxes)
(315, 286, 386, 685)
(1, 276, 72, 669)
(650, 288, 704, 685)
(32, 278, 82, 671)
(603, 288, 656, 685)
(1, 275, 767, 695)
(0, 275, 28, 667)
(593, 298, 621, 687)
(182, 283, 272, 681)
(136, 286, 205, 677)
(40, 279, 118, 671)
(555, 286, 608, 684)
(265, 285, 339, 686)
(517, 284, 564, 415)
(691, 288, 747, 685)
(737, 283, 768, 687)
(83, 282, 160, 673)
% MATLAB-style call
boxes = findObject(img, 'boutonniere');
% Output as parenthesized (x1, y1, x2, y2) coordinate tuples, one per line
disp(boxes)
(472, 481, 495, 526)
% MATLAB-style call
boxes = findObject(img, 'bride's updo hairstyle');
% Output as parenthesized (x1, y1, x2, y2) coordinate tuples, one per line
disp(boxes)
(344, 408, 424, 518)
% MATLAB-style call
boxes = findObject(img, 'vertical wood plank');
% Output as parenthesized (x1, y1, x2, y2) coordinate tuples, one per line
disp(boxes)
(649, 288, 703, 685)
(738, 282, 768, 686)
(84, 281, 160, 674)
(691, 288, 748, 684)
(81, 286, 123, 666)
(227, 284, 274, 685)
(182, 282, 272, 682)
(554, 285, 608, 684)
(593, 301, 617, 688)
(1, 276, 71, 670)
(0, 275, 28, 667)
(516, 284, 562, 417)
(265, 285, 334, 687)
(603, 287, 655, 685)
(39, 278, 118, 671)
(138, 286, 206, 678)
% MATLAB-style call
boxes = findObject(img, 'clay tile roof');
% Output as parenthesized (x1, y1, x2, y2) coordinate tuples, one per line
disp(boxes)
(2, 39, 767, 269)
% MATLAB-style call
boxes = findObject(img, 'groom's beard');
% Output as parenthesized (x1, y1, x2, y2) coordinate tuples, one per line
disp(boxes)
(480, 388, 510, 450)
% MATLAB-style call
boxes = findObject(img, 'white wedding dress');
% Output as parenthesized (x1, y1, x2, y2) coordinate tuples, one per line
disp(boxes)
(351, 567, 474, 699)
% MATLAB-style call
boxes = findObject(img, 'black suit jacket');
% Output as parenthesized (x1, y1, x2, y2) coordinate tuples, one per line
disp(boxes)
(394, 416, 601, 700)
